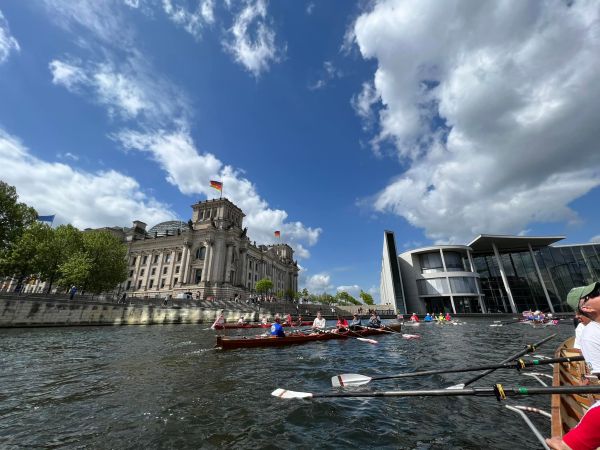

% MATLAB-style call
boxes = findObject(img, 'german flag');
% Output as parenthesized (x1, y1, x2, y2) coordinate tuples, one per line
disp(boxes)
(274, 230, 281, 238)
(210, 180, 223, 191)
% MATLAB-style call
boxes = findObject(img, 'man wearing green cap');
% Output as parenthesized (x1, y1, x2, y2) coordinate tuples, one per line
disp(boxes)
(546, 281, 600, 450)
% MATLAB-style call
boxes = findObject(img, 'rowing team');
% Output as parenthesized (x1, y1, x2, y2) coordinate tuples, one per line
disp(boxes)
(269, 311, 386, 338)
(407, 312, 452, 322)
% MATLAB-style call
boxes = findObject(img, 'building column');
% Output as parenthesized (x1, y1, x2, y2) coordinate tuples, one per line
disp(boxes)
(181, 245, 191, 286)
(492, 242, 517, 313)
(467, 250, 487, 313)
(528, 244, 554, 313)
(156, 250, 164, 291)
(201, 243, 211, 282)
(439, 249, 456, 314)
(168, 249, 177, 288)
(225, 244, 234, 283)
(143, 253, 153, 290)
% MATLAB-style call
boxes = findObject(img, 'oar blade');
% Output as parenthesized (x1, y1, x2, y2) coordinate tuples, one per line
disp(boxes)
(357, 337, 378, 344)
(271, 388, 313, 399)
(331, 374, 372, 387)
(402, 334, 421, 339)
(446, 383, 465, 390)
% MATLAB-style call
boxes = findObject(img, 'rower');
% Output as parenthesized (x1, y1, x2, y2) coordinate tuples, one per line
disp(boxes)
(312, 311, 326, 331)
(336, 315, 349, 332)
(410, 313, 419, 322)
(367, 312, 381, 328)
(445, 312, 451, 321)
(396, 313, 404, 322)
(261, 315, 269, 325)
(424, 313, 432, 322)
(270, 316, 285, 338)
(546, 281, 600, 450)
(237, 316, 246, 325)
(285, 313, 293, 327)
(349, 313, 362, 330)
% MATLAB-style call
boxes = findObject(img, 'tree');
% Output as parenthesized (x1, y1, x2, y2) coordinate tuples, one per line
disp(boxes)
(35, 225, 83, 292)
(336, 291, 361, 306)
(58, 230, 127, 293)
(301, 288, 309, 299)
(0, 181, 37, 256)
(0, 221, 48, 290)
(359, 290, 375, 305)
(255, 278, 273, 295)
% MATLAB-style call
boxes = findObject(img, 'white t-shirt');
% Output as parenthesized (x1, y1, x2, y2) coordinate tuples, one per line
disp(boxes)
(574, 322, 586, 349)
(580, 321, 600, 374)
(313, 317, 326, 329)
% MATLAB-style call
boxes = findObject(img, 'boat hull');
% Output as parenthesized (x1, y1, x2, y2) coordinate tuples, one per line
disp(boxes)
(216, 324, 402, 350)
(551, 336, 600, 436)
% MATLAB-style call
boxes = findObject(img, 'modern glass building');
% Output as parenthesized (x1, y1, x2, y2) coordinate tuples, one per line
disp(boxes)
(380, 232, 600, 314)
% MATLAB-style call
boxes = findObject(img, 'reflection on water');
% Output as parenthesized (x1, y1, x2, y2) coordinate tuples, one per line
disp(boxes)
(0, 319, 572, 449)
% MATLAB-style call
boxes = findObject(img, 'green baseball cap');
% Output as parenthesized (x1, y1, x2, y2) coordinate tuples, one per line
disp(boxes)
(567, 281, 600, 311)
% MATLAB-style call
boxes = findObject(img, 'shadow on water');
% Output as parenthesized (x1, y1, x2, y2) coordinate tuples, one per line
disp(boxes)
(0, 319, 572, 449)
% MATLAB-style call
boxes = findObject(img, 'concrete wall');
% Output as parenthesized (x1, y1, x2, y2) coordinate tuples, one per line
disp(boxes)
(0, 297, 259, 328)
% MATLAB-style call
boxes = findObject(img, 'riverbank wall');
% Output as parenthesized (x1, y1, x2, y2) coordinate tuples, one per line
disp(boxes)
(0, 296, 258, 328)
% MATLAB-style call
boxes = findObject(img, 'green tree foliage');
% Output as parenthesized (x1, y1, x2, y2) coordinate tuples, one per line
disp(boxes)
(0, 181, 37, 255)
(255, 278, 273, 294)
(301, 288, 309, 298)
(312, 293, 335, 305)
(35, 225, 83, 292)
(336, 291, 361, 306)
(359, 290, 375, 305)
(58, 230, 127, 293)
(0, 221, 49, 286)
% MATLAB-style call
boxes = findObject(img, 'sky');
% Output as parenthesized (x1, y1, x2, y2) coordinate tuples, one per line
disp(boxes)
(1, 0, 599, 303)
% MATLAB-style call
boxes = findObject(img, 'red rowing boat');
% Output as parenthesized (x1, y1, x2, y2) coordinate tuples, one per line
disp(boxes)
(212, 321, 313, 330)
(216, 324, 403, 350)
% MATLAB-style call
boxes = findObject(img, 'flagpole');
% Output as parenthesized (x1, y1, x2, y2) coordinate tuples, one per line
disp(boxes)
(221, 180, 223, 199)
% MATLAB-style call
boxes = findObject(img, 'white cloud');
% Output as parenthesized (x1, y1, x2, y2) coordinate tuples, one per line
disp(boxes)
(115, 128, 321, 258)
(162, 0, 215, 39)
(124, 0, 140, 8)
(0, 10, 20, 64)
(309, 61, 343, 91)
(223, 0, 282, 76)
(306, 3, 315, 15)
(305, 273, 333, 292)
(352, 0, 600, 243)
(592, 235, 600, 244)
(49, 57, 189, 124)
(0, 129, 175, 230)
(42, 0, 133, 47)
(350, 81, 379, 130)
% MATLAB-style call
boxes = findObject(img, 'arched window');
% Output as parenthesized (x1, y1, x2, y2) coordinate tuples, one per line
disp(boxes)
(196, 247, 206, 260)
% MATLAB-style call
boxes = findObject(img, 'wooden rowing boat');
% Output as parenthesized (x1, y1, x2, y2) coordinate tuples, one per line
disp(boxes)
(212, 321, 313, 330)
(551, 336, 600, 437)
(216, 324, 403, 350)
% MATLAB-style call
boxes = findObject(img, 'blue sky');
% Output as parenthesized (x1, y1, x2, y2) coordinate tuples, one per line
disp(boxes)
(1, 1, 599, 302)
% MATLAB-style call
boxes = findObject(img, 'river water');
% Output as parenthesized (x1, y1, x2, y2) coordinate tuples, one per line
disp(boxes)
(0, 319, 573, 449)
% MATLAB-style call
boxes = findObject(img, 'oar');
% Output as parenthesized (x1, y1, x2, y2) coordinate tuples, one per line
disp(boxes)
(448, 334, 556, 389)
(331, 355, 583, 387)
(489, 319, 521, 327)
(343, 328, 378, 344)
(271, 384, 600, 400)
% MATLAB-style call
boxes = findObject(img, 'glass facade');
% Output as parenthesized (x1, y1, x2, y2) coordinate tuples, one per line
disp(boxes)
(472, 243, 600, 313)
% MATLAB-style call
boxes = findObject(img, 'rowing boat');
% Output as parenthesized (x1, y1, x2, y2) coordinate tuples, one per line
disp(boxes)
(212, 321, 313, 330)
(216, 324, 403, 350)
(551, 336, 600, 437)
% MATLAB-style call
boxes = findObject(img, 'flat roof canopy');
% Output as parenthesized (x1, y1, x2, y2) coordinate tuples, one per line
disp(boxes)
(468, 234, 565, 254)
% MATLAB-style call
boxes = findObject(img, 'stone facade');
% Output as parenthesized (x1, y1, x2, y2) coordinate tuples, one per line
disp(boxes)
(122, 198, 299, 300)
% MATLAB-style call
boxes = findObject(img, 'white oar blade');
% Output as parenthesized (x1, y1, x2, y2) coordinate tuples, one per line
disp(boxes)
(402, 334, 421, 340)
(357, 337, 378, 344)
(271, 388, 313, 399)
(331, 374, 372, 387)
(446, 383, 465, 390)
